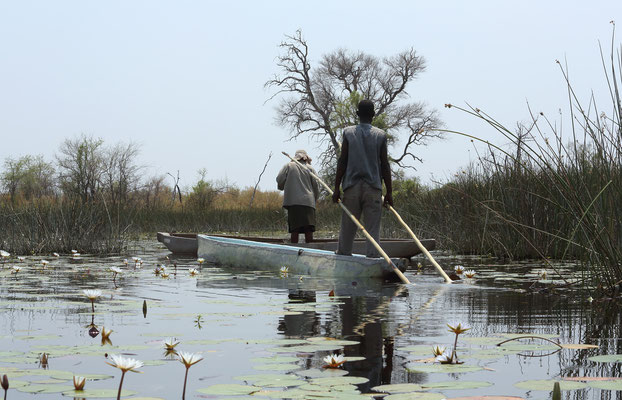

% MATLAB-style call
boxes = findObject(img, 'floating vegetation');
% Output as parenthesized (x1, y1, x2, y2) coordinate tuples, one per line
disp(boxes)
(0, 244, 620, 399)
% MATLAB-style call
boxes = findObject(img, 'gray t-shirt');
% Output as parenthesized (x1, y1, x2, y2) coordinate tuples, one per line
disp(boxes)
(342, 123, 387, 191)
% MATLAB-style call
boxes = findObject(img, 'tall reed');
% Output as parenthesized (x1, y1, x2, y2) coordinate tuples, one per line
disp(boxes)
(425, 29, 622, 292)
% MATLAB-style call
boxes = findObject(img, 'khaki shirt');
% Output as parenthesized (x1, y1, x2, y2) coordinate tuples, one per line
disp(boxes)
(276, 161, 320, 208)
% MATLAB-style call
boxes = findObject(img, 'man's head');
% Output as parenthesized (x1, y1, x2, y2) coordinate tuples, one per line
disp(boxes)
(294, 150, 311, 163)
(357, 100, 375, 123)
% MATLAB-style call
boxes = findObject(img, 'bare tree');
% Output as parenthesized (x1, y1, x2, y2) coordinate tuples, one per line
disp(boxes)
(265, 30, 443, 172)
(101, 142, 141, 205)
(56, 135, 104, 202)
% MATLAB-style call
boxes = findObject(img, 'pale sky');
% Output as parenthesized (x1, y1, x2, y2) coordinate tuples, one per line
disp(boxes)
(1, 1, 620, 191)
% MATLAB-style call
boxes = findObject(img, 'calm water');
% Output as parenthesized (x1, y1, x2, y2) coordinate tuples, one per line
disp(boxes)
(0, 242, 620, 399)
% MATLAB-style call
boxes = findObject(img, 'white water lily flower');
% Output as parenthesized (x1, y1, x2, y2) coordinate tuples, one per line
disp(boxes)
(178, 351, 203, 368)
(53, 252, 60, 257)
(436, 352, 453, 364)
(454, 265, 464, 274)
(11, 266, 21, 274)
(41, 260, 49, 266)
(83, 289, 102, 300)
(164, 338, 180, 350)
(161, 272, 170, 278)
(109, 267, 123, 274)
(539, 269, 547, 279)
(105, 354, 143, 373)
(447, 322, 470, 335)
(17, 256, 25, 262)
(463, 269, 476, 279)
(73, 375, 86, 390)
(280, 266, 289, 273)
(123, 259, 128, 265)
(197, 258, 205, 264)
(432, 345, 446, 356)
(132, 257, 141, 262)
(323, 353, 346, 368)
(72, 253, 81, 258)
(71, 249, 78, 254)
(0, 250, 10, 258)
(189, 268, 199, 276)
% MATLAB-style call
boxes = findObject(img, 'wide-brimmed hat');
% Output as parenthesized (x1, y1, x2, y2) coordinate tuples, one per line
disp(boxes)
(294, 150, 311, 162)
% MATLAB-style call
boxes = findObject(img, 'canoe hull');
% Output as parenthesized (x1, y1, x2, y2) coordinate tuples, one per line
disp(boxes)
(197, 235, 407, 279)
(157, 232, 435, 258)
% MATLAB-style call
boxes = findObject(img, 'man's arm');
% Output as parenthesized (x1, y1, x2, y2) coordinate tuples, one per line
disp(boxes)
(332, 137, 349, 203)
(380, 137, 393, 207)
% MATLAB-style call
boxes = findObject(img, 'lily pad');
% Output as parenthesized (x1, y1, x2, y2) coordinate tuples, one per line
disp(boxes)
(422, 380, 492, 390)
(296, 368, 349, 378)
(251, 356, 300, 364)
(267, 344, 344, 353)
(514, 379, 587, 390)
(588, 380, 622, 390)
(447, 397, 525, 400)
(310, 376, 370, 386)
(234, 373, 304, 388)
(253, 363, 300, 372)
(196, 384, 262, 395)
(62, 388, 137, 397)
(406, 364, 483, 373)
(17, 384, 75, 394)
(306, 337, 360, 346)
(372, 383, 424, 393)
(559, 343, 599, 349)
(385, 393, 446, 400)
(588, 354, 622, 363)
(399, 345, 439, 355)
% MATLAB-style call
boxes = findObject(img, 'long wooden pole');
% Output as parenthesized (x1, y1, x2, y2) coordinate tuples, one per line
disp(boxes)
(385, 204, 452, 283)
(282, 152, 411, 285)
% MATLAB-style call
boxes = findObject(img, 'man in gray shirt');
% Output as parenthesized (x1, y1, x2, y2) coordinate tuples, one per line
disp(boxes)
(277, 150, 320, 243)
(332, 100, 393, 257)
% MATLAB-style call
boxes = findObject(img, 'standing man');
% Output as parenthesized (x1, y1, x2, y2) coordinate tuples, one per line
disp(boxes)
(277, 150, 320, 244)
(332, 100, 393, 257)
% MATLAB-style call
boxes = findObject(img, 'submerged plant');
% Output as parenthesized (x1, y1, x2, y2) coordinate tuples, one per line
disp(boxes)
(323, 353, 346, 368)
(106, 354, 143, 400)
(178, 351, 203, 400)
(73, 375, 86, 391)
(83, 289, 102, 312)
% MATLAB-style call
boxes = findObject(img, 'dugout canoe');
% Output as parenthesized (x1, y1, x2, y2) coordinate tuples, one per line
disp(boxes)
(197, 234, 409, 279)
(157, 232, 436, 258)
